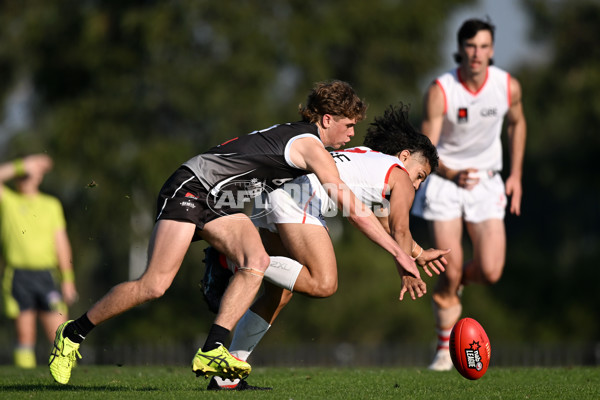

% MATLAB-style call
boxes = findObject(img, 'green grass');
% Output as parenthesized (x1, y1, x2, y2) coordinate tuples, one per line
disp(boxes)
(1, 365, 598, 399)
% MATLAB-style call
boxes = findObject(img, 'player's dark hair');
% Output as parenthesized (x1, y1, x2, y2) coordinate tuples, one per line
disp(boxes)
(363, 103, 438, 172)
(299, 80, 368, 123)
(453, 17, 495, 65)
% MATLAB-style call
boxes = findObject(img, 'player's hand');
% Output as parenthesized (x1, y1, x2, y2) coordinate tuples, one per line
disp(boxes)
(61, 281, 79, 306)
(399, 275, 426, 301)
(416, 248, 450, 277)
(23, 154, 53, 178)
(394, 254, 421, 281)
(453, 168, 479, 190)
(505, 174, 522, 216)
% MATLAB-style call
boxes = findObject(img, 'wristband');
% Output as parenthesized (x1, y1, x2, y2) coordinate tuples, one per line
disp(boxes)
(412, 244, 423, 259)
(13, 159, 26, 177)
(415, 247, 424, 259)
(62, 269, 75, 283)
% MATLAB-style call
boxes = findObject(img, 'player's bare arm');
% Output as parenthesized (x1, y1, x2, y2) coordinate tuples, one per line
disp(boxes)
(421, 82, 445, 148)
(422, 83, 478, 189)
(55, 228, 78, 305)
(289, 137, 422, 280)
(505, 76, 526, 216)
(386, 167, 417, 258)
(422, 83, 458, 183)
(385, 168, 427, 300)
(386, 167, 447, 300)
(0, 154, 53, 197)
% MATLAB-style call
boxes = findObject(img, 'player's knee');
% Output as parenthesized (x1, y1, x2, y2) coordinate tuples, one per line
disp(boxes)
(481, 268, 503, 284)
(309, 277, 338, 298)
(444, 266, 463, 285)
(242, 252, 271, 273)
(136, 277, 170, 300)
(432, 292, 460, 310)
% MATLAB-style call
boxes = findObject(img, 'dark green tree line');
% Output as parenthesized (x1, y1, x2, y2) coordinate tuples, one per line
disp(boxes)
(1, 0, 597, 354)
(0, 0, 474, 347)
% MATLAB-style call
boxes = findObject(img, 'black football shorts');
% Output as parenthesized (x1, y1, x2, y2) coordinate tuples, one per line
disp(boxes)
(155, 167, 246, 240)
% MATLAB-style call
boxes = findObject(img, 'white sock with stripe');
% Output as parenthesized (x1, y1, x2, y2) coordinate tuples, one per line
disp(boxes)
(436, 327, 452, 351)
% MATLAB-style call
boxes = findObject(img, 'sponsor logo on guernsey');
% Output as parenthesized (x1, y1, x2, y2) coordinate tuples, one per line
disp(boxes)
(480, 107, 498, 117)
(180, 192, 199, 210)
(457, 107, 468, 123)
(180, 200, 197, 209)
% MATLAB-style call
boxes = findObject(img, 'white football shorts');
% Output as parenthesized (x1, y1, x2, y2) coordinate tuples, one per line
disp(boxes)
(253, 174, 332, 233)
(412, 171, 506, 223)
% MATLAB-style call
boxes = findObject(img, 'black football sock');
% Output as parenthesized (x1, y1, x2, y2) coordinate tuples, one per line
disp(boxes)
(202, 324, 230, 352)
(64, 313, 96, 343)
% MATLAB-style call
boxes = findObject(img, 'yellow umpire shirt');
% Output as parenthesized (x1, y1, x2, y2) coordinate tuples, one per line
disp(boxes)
(0, 185, 66, 269)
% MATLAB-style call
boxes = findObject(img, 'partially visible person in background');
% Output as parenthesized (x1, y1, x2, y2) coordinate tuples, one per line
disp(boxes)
(413, 18, 526, 371)
(0, 154, 78, 368)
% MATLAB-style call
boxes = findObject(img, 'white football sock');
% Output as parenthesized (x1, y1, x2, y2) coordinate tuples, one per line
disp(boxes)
(230, 309, 271, 361)
(435, 327, 453, 351)
(213, 310, 271, 388)
(432, 301, 462, 351)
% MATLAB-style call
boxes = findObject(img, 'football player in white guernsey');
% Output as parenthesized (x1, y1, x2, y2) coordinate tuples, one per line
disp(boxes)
(203, 104, 451, 390)
(413, 18, 527, 371)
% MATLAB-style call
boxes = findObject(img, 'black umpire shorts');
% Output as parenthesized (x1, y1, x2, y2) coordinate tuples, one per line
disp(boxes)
(6, 268, 64, 315)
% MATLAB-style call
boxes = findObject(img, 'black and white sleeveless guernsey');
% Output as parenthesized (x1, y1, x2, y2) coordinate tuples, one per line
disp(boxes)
(183, 122, 322, 198)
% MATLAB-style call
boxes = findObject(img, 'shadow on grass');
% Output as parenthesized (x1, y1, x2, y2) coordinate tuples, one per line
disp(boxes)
(1, 384, 162, 392)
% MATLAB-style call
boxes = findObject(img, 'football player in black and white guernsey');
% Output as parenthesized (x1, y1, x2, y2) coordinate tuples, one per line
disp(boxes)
(49, 81, 425, 386)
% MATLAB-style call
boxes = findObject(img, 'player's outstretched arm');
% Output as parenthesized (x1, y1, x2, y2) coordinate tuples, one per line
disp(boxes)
(385, 167, 450, 279)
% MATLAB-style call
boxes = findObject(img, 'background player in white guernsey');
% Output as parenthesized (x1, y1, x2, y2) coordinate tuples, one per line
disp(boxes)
(48, 80, 426, 385)
(412, 18, 527, 371)
(202, 104, 450, 390)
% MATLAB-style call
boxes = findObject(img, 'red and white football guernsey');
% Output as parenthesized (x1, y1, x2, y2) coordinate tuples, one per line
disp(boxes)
(331, 146, 405, 208)
(253, 146, 406, 231)
(435, 65, 510, 172)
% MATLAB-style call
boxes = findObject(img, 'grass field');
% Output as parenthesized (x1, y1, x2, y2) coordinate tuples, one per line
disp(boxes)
(1, 365, 598, 399)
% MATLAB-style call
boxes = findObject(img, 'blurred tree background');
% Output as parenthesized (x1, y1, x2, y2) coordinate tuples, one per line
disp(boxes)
(0, 0, 598, 363)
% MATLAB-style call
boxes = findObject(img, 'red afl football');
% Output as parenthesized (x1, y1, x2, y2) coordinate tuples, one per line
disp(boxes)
(449, 317, 491, 380)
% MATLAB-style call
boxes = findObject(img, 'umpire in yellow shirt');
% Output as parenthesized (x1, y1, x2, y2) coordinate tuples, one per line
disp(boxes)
(0, 154, 77, 368)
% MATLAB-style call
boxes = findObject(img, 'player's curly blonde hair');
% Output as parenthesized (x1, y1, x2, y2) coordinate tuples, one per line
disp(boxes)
(299, 80, 367, 123)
